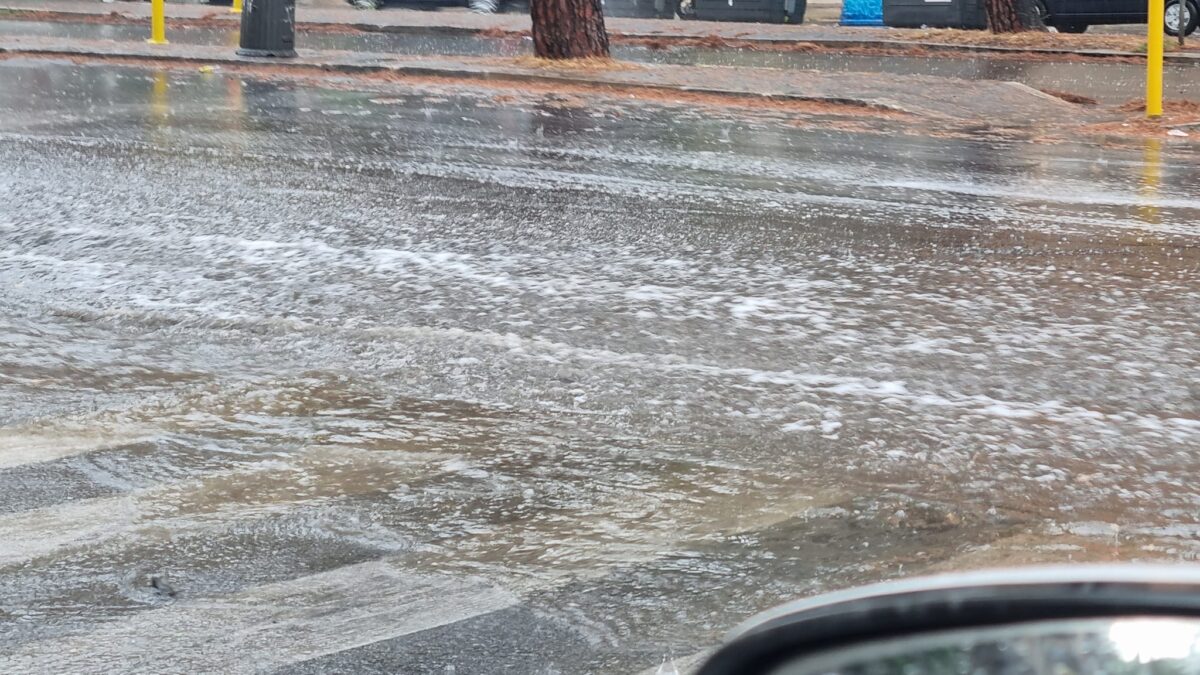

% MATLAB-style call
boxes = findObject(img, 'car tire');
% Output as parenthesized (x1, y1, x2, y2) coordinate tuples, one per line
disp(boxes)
(1056, 23, 1088, 32)
(1165, 0, 1200, 36)
(1033, 0, 1050, 23)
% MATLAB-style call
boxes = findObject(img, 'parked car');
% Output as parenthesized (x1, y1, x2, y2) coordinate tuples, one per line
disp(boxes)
(1041, 0, 1198, 34)
(884, 0, 1196, 36)
(346, 0, 529, 12)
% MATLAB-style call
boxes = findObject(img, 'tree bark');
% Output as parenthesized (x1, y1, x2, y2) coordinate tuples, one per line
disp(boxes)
(531, 0, 610, 59)
(984, 0, 1043, 32)
(1179, 2, 1186, 47)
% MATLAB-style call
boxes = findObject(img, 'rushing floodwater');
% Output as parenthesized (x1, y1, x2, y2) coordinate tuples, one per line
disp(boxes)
(0, 59, 1198, 673)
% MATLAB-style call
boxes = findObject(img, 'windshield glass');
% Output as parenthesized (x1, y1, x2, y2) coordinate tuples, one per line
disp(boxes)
(777, 618, 1200, 675)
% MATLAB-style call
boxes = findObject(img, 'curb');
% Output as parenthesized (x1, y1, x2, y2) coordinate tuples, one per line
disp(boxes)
(0, 41, 918, 115)
(613, 30, 1178, 59)
(4, 6, 1198, 63)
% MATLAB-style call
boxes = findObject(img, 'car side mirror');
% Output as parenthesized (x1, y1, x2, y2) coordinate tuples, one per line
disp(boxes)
(696, 565, 1200, 675)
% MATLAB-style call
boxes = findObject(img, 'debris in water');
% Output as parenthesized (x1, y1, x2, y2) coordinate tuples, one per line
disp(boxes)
(150, 574, 177, 598)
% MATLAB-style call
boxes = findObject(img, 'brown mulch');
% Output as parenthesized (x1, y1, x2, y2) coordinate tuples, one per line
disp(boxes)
(615, 34, 1150, 63)
(1118, 98, 1200, 115)
(477, 26, 529, 39)
(886, 27, 1200, 53)
(1038, 88, 1098, 105)
(619, 34, 821, 53)
(0, 9, 128, 24)
(1078, 99, 1200, 138)
(508, 55, 641, 71)
(0, 8, 245, 30)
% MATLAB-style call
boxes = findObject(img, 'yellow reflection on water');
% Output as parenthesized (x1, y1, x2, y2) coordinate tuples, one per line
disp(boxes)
(1138, 136, 1163, 224)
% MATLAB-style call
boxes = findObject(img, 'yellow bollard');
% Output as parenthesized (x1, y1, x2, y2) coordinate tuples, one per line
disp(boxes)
(1146, 0, 1164, 118)
(232, 0, 243, 13)
(147, 0, 168, 45)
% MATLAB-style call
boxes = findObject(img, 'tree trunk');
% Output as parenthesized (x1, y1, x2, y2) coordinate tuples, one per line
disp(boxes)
(984, 0, 1043, 32)
(1179, 3, 1186, 47)
(531, 0, 610, 59)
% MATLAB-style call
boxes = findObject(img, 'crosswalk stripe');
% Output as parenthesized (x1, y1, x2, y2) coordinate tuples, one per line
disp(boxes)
(0, 422, 158, 469)
(0, 445, 449, 567)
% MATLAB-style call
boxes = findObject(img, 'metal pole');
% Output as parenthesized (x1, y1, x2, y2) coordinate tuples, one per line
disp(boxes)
(147, 0, 168, 45)
(1147, 0, 1164, 118)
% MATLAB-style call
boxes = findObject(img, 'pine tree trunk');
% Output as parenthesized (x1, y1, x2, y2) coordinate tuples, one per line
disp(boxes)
(984, 0, 1027, 31)
(531, 0, 610, 59)
(985, 0, 1047, 31)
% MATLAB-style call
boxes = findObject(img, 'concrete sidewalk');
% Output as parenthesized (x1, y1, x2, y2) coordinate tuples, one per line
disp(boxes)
(8, 0, 854, 37)
(0, 32, 1087, 127)
(5, 0, 1197, 60)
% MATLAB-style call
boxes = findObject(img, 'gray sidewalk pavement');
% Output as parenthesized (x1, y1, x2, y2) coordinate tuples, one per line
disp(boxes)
(0, 32, 1087, 127)
(4, 0, 1196, 60)
(1, 0, 867, 38)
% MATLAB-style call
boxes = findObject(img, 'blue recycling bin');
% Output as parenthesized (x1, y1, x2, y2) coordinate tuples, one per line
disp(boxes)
(840, 0, 883, 25)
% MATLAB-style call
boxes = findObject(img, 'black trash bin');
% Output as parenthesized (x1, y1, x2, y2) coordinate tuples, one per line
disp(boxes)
(239, 0, 298, 58)
(692, 0, 804, 23)
(882, 0, 985, 28)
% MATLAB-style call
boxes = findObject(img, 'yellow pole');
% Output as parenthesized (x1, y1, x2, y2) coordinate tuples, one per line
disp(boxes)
(232, 0, 243, 13)
(1147, 0, 1164, 118)
(147, 0, 168, 45)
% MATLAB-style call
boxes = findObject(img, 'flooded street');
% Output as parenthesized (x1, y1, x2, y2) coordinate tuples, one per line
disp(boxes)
(1, 59, 1199, 673)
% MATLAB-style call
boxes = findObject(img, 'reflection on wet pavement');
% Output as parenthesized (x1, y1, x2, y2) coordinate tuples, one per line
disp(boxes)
(0, 60, 1198, 672)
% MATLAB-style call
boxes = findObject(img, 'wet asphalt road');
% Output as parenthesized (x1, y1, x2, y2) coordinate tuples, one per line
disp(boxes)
(1, 59, 1199, 673)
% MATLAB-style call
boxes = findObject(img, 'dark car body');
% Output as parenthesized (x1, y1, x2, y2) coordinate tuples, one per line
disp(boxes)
(1043, 0, 1143, 25)
(1041, 0, 1197, 34)
(885, 0, 1195, 34)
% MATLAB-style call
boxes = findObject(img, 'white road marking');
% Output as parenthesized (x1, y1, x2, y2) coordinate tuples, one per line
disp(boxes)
(0, 423, 158, 469)
(0, 445, 448, 567)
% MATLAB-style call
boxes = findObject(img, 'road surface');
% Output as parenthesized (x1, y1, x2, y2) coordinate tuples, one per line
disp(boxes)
(1, 58, 1198, 673)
